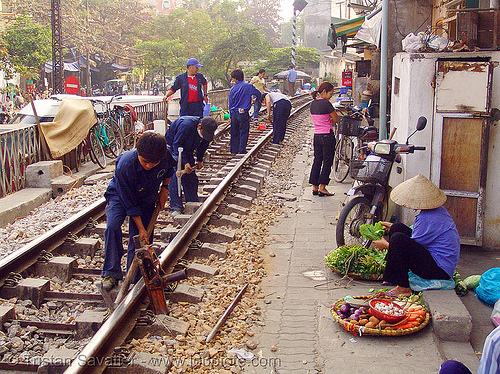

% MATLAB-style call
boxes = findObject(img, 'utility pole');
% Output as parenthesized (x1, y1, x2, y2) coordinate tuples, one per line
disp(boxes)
(51, 0, 63, 93)
(85, 0, 91, 95)
(291, 0, 307, 68)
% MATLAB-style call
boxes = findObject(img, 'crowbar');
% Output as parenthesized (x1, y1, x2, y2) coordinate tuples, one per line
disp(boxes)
(177, 147, 183, 197)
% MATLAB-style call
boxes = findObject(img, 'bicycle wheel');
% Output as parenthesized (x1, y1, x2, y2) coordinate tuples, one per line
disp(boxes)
(89, 129, 107, 168)
(333, 136, 352, 183)
(103, 119, 124, 158)
(122, 114, 135, 150)
(336, 196, 379, 247)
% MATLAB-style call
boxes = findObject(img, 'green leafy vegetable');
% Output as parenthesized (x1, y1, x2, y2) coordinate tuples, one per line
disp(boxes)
(325, 245, 387, 279)
(359, 222, 386, 241)
(453, 270, 468, 296)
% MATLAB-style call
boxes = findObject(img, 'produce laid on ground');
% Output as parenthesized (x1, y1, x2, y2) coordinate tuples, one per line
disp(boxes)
(325, 245, 387, 280)
(331, 293, 431, 336)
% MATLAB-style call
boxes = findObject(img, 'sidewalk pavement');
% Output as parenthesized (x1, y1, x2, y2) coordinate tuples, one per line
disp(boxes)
(245, 125, 480, 373)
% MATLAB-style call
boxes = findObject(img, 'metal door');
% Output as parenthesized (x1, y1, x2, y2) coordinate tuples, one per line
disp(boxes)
(432, 59, 492, 246)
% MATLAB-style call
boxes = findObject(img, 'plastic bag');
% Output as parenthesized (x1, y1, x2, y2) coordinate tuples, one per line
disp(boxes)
(475, 267, 500, 306)
(408, 271, 455, 292)
(203, 102, 211, 117)
(402, 32, 424, 53)
(427, 35, 449, 51)
(492, 297, 500, 327)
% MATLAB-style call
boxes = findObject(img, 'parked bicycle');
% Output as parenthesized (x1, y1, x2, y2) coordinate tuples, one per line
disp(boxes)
(90, 97, 125, 159)
(333, 103, 378, 183)
(335, 116, 427, 247)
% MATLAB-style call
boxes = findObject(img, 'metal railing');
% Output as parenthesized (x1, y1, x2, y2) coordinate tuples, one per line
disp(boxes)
(0, 125, 44, 198)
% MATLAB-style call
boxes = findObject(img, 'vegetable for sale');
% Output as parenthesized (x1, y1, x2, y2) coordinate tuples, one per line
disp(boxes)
(325, 245, 387, 279)
(453, 271, 468, 296)
(463, 274, 481, 289)
(359, 222, 386, 241)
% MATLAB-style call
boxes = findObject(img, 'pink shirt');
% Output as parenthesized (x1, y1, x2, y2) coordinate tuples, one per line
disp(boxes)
(310, 98, 334, 134)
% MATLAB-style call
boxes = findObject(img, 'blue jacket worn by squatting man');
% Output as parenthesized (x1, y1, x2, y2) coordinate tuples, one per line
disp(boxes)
(165, 116, 210, 165)
(104, 149, 175, 215)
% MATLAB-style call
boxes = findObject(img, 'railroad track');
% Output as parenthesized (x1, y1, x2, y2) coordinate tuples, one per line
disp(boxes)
(0, 93, 314, 374)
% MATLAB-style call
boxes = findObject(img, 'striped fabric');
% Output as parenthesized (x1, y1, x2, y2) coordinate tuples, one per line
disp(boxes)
(477, 325, 500, 374)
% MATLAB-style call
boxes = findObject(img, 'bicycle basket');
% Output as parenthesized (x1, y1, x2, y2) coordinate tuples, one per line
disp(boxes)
(338, 116, 361, 136)
(350, 158, 392, 184)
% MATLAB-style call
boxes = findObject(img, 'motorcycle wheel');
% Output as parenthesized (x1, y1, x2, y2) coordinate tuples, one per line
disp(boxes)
(333, 136, 352, 183)
(336, 196, 379, 247)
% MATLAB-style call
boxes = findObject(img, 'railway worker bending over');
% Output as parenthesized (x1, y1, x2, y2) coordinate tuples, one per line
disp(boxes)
(101, 132, 175, 291)
(166, 116, 218, 217)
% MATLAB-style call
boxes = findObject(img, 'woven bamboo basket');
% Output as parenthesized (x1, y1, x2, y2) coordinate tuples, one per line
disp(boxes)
(329, 266, 384, 281)
(331, 295, 431, 337)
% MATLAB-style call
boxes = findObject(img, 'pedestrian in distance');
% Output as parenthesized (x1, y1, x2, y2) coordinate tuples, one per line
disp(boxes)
(373, 174, 460, 298)
(262, 92, 292, 144)
(308, 81, 338, 196)
(165, 116, 218, 216)
(228, 69, 262, 154)
(286, 65, 298, 96)
(14, 93, 24, 110)
(101, 132, 176, 291)
(250, 69, 270, 122)
(164, 58, 208, 117)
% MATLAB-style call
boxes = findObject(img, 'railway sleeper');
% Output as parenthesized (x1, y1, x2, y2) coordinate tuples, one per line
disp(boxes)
(196, 227, 234, 244)
(184, 243, 227, 261)
(33, 256, 78, 283)
(130, 313, 189, 340)
(58, 237, 101, 257)
(216, 202, 247, 216)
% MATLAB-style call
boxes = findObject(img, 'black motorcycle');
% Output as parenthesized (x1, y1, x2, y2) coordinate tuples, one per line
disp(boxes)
(335, 116, 427, 247)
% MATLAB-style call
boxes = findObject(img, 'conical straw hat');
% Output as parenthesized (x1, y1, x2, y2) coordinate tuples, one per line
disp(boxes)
(390, 174, 447, 210)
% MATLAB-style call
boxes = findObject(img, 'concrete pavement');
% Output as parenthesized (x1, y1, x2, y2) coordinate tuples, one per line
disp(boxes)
(245, 126, 480, 373)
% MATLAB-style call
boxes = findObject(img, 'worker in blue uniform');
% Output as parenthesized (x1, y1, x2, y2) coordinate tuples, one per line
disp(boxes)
(228, 69, 262, 154)
(101, 132, 175, 291)
(166, 116, 218, 216)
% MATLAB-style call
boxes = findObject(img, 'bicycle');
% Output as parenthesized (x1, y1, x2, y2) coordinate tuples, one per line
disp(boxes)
(90, 98, 124, 160)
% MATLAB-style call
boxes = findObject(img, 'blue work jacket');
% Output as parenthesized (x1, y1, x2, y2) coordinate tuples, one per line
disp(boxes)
(229, 81, 262, 112)
(165, 116, 210, 166)
(170, 72, 207, 115)
(104, 149, 175, 217)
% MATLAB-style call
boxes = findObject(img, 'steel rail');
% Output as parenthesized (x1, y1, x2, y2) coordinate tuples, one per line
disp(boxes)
(0, 197, 106, 286)
(64, 97, 312, 374)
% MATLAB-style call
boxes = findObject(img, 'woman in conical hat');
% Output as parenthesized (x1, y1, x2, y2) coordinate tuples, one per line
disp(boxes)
(373, 174, 460, 297)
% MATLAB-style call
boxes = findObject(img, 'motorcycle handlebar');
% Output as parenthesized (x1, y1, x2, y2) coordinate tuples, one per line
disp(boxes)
(413, 146, 426, 151)
(395, 145, 426, 153)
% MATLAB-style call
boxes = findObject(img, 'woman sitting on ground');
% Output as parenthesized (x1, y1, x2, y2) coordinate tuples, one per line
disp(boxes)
(373, 174, 461, 297)
(308, 81, 338, 196)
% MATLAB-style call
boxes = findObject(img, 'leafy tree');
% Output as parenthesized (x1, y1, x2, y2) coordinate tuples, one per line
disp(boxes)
(1, 14, 51, 80)
(203, 25, 270, 88)
(279, 14, 305, 47)
(242, 0, 282, 45)
(256, 46, 320, 77)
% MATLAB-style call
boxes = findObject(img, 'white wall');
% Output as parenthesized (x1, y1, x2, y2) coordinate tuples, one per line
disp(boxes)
(319, 54, 355, 86)
(391, 51, 500, 249)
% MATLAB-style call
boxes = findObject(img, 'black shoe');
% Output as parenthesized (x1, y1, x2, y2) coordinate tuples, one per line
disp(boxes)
(318, 191, 334, 197)
(312, 190, 319, 195)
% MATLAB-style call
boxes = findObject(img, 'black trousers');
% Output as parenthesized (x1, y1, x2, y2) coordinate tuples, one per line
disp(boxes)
(308, 132, 336, 186)
(383, 223, 450, 288)
(272, 100, 292, 144)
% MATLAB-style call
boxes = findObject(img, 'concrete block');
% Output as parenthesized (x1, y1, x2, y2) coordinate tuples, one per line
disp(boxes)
(0, 305, 15, 325)
(226, 193, 253, 208)
(160, 227, 179, 242)
(26, 161, 63, 188)
(240, 176, 263, 190)
(187, 262, 219, 278)
(200, 243, 227, 259)
(234, 184, 258, 198)
(197, 192, 210, 203)
(75, 310, 106, 339)
(202, 184, 218, 194)
(130, 314, 189, 339)
(209, 214, 241, 229)
(423, 289, 472, 342)
(35, 256, 77, 282)
(184, 202, 202, 215)
(209, 177, 223, 185)
(197, 227, 235, 244)
(217, 203, 248, 216)
(106, 352, 171, 374)
(257, 158, 273, 167)
(253, 165, 270, 175)
(172, 214, 191, 226)
(51, 175, 84, 198)
(37, 349, 79, 374)
(90, 223, 107, 237)
(248, 171, 265, 182)
(0, 188, 52, 229)
(16, 278, 50, 308)
(167, 283, 204, 303)
(84, 172, 114, 185)
(58, 237, 101, 257)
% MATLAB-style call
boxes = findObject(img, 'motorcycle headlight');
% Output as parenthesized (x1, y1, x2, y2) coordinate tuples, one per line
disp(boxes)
(373, 143, 392, 155)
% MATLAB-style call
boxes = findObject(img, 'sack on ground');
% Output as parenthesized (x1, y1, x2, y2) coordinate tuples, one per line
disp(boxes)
(475, 267, 500, 306)
(408, 271, 455, 292)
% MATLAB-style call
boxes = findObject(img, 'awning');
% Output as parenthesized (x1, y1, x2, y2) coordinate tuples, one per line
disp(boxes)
(332, 16, 365, 37)
(44, 61, 80, 73)
(111, 63, 131, 71)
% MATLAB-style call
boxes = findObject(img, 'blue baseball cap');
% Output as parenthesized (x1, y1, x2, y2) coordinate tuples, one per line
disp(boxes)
(187, 58, 203, 67)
